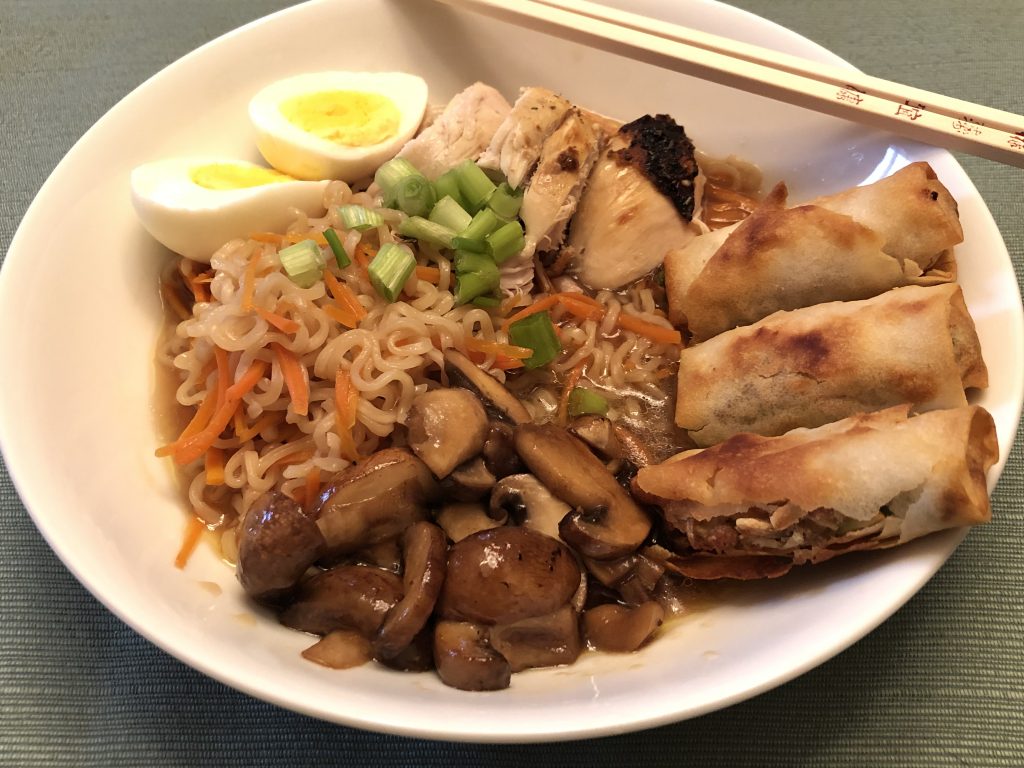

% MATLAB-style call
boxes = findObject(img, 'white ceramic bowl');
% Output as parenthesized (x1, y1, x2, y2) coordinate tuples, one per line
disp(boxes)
(0, 0, 1021, 743)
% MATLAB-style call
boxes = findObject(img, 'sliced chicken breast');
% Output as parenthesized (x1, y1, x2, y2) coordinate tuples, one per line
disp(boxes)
(478, 87, 573, 191)
(397, 82, 511, 180)
(520, 109, 603, 258)
(568, 114, 699, 291)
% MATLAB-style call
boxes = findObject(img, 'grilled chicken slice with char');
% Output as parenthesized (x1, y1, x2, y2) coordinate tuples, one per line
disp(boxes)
(519, 108, 603, 259)
(567, 114, 699, 290)
(478, 87, 573, 191)
(397, 82, 511, 180)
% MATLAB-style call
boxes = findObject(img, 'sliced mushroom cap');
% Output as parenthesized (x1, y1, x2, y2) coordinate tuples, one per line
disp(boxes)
(376, 624, 435, 672)
(435, 501, 507, 543)
(407, 388, 489, 478)
(583, 602, 665, 653)
(301, 629, 373, 670)
(439, 526, 581, 625)
(374, 522, 448, 660)
(434, 620, 512, 691)
(444, 349, 532, 425)
(489, 474, 571, 540)
(482, 421, 524, 478)
(488, 605, 582, 672)
(611, 422, 659, 467)
(314, 449, 439, 556)
(236, 490, 326, 601)
(513, 424, 652, 559)
(279, 564, 403, 636)
(569, 415, 622, 461)
(442, 457, 497, 502)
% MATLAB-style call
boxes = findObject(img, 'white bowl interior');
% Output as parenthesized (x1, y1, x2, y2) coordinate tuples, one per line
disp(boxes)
(0, 0, 1020, 742)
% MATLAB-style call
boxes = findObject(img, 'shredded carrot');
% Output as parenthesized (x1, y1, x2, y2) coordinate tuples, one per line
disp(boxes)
(492, 356, 526, 371)
(352, 243, 376, 277)
(160, 282, 191, 322)
(558, 294, 605, 322)
(323, 304, 360, 329)
(235, 411, 280, 442)
(174, 516, 206, 570)
(187, 270, 213, 304)
(272, 343, 309, 417)
(205, 447, 225, 485)
(156, 353, 225, 457)
(334, 369, 360, 462)
(249, 232, 284, 244)
(171, 359, 268, 465)
(501, 294, 559, 334)
(304, 466, 321, 516)
(255, 307, 300, 334)
(323, 271, 367, 323)
(464, 337, 534, 360)
(240, 252, 261, 311)
(654, 367, 674, 380)
(556, 291, 602, 309)
(616, 314, 683, 345)
(557, 360, 586, 426)
(415, 265, 441, 284)
(285, 231, 328, 246)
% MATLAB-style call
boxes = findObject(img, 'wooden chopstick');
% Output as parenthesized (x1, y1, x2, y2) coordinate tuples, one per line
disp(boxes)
(435, 0, 1024, 168)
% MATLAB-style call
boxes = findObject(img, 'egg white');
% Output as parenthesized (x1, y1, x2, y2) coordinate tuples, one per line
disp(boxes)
(130, 157, 329, 263)
(249, 71, 428, 182)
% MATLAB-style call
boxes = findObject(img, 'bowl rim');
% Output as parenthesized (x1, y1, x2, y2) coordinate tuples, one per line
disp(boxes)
(1, 0, 1021, 743)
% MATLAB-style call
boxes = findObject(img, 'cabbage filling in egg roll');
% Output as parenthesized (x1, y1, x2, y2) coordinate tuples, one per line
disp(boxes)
(675, 283, 987, 447)
(633, 405, 998, 577)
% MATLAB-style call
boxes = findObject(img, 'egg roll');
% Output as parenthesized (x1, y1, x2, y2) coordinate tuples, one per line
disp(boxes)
(665, 163, 960, 341)
(810, 161, 962, 274)
(633, 405, 998, 576)
(675, 284, 987, 447)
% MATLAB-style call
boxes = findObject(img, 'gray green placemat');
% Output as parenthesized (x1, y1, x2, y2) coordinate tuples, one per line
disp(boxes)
(1, 0, 1021, 765)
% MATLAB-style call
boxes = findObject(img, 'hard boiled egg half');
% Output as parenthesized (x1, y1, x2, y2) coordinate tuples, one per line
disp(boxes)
(130, 158, 329, 263)
(249, 71, 428, 182)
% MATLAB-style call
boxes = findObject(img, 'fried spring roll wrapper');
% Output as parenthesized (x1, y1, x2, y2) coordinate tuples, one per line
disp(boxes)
(633, 405, 998, 574)
(665, 164, 960, 341)
(676, 284, 987, 447)
(810, 161, 963, 273)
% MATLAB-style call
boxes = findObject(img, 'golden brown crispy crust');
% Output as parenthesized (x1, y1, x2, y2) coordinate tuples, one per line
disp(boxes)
(810, 161, 963, 271)
(664, 170, 960, 341)
(674, 284, 987, 446)
(633, 405, 998, 569)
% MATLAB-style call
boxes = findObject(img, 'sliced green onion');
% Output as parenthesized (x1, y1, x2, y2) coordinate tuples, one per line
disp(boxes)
(397, 216, 455, 249)
(368, 243, 416, 302)
(471, 295, 502, 308)
(374, 158, 436, 217)
(453, 249, 495, 275)
(429, 195, 473, 233)
(487, 182, 523, 219)
(279, 239, 325, 289)
(453, 208, 501, 252)
(395, 175, 436, 217)
(323, 228, 350, 268)
(453, 249, 500, 305)
(486, 220, 525, 264)
(374, 158, 420, 201)
(337, 204, 383, 232)
(433, 170, 468, 210)
(567, 387, 609, 418)
(455, 269, 500, 305)
(454, 159, 497, 212)
(508, 311, 561, 369)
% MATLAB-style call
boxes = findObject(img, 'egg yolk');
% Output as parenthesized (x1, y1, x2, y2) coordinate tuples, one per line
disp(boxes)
(279, 90, 400, 147)
(191, 163, 296, 190)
